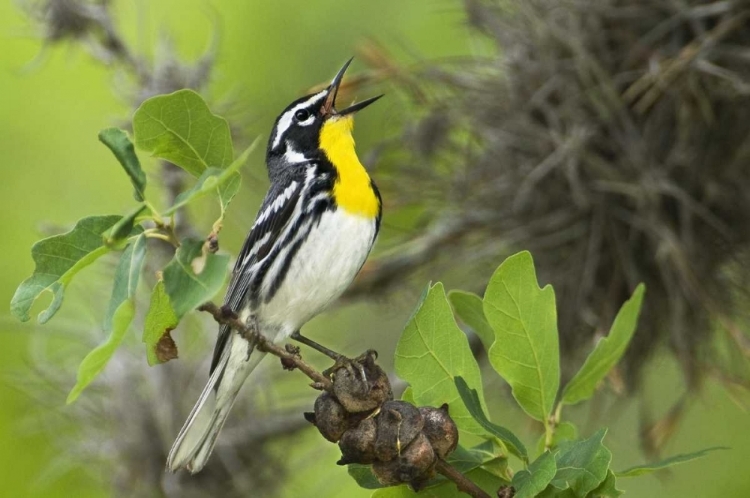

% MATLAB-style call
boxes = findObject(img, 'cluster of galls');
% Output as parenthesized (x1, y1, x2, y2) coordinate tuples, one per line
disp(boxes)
(305, 351, 459, 491)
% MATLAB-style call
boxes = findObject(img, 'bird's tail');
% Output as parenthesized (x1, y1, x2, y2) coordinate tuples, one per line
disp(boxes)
(167, 334, 265, 473)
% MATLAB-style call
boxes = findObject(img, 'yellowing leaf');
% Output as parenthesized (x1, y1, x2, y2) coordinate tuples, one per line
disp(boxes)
(142, 280, 180, 366)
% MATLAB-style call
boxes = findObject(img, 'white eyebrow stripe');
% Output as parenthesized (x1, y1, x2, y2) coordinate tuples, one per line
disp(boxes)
(271, 90, 327, 149)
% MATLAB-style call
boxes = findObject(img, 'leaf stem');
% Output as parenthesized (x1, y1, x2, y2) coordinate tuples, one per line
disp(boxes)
(144, 200, 162, 219)
(143, 229, 180, 247)
(544, 402, 564, 450)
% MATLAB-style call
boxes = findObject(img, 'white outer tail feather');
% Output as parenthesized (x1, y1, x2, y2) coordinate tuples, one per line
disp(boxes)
(167, 334, 265, 473)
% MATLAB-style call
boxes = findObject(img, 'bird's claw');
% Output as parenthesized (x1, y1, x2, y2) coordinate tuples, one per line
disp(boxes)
(324, 350, 379, 389)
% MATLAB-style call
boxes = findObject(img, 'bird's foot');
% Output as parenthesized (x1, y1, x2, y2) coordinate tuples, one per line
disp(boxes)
(325, 350, 391, 413)
(323, 349, 378, 385)
(219, 304, 237, 320)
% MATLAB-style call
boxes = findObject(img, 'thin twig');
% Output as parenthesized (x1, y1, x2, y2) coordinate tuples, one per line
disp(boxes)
(197, 302, 333, 391)
(435, 459, 492, 498)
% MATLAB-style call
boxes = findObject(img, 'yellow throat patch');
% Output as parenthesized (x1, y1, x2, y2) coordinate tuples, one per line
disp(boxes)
(320, 115, 380, 218)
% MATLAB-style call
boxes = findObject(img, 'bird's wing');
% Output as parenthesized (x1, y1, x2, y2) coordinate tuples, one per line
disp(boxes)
(210, 178, 303, 373)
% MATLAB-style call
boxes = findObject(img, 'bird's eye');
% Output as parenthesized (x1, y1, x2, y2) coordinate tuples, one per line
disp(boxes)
(294, 109, 311, 121)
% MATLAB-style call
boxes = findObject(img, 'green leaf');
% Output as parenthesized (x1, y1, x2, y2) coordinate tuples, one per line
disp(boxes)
(105, 235, 147, 324)
(561, 284, 645, 406)
(218, 171, 242, 214)
(347, 465, 383, 490)
(103, 205, 147, 248)
(512, 451, 557, 498)
(67, 235, 146, 403)
(165, 167, 228, 215)
(394, 282, 488, 436)
(401, 386, 415, 403)
(67, 300, 135, 403)
(536, 488, 575, 498)
(142, 280, 180, 366)
(484, 251, 560, 422)
(448, 440, 507, 476)
(536, 421, 578, 454)
(133, 89, 233, 177)
(11, 215, 125, 323)
(448, 290, 495, 351)
(163, 138, 258, 216)
(371, 467, 505, 498)
(454, 376, 528, 461)
(616, 446, 727, 478)
(546, 429, 612, 497)
(591, 470, 623, 497)
(163, 238, 230, 318)
(98, 127, 146, 201)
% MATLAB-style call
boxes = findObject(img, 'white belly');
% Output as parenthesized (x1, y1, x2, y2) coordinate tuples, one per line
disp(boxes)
(256, 209, 376, 340)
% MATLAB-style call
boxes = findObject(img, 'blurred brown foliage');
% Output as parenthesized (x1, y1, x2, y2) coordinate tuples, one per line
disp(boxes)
(358, 0, 750, 392)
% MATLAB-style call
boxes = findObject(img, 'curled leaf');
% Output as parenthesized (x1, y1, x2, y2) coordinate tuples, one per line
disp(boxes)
(98, 127, 146, 201)
(11, 215, 125, 324)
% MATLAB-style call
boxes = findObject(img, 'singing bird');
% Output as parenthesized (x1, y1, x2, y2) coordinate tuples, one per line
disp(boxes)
(167, 59, 382, 473)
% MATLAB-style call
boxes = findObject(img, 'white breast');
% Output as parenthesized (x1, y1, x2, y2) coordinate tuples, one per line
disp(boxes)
(256, 209, 376, 340)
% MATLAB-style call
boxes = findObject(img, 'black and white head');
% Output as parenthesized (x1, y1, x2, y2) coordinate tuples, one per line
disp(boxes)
(266, 58, 382, 175)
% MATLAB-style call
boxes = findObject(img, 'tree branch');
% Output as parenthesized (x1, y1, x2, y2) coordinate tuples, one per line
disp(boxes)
(436, 459, 492, 498)
(197, 302, 333, 391)
(198, 302, 493, 498)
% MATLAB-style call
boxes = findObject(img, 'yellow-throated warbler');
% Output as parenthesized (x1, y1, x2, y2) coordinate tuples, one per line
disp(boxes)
(167, 59, 382, 473)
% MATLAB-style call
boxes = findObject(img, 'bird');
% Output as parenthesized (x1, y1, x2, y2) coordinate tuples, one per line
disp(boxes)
(167, 58, 383, 473)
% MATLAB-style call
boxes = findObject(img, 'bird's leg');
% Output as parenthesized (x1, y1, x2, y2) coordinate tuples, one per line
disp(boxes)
(291, 330, 343, 362)
(290, 330, 369, 383)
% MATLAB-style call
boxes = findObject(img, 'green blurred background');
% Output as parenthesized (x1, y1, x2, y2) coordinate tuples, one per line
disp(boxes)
(1, 1, 748, 497)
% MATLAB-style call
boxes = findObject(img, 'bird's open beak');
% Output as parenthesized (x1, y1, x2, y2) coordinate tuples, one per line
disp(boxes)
(321, 58, 383, 117)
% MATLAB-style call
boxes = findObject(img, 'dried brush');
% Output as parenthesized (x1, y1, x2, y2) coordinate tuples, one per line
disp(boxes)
(359, 0, 750, 392)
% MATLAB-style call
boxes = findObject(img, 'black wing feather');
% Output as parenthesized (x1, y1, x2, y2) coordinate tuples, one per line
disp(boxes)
(209, 179, 302, 372)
